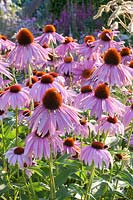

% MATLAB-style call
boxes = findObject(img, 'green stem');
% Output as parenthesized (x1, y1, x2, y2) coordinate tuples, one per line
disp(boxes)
(1, 119, 6, 168)
(15, 107, 19, 146)
(29, 176, 37, 200)
(49, 148, 56, 200)
(28, 64, 32, 86)
(85, 162, 95, 200)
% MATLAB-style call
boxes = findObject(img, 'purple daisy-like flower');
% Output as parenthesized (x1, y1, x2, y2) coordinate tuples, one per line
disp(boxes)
(90, 48, 132, 87)
(7, 28, 49, 70)
(92, 29, 124, 53)
(120, 47, 133, 65)
(63, 137, 80, 156)
(123, 104, 133, 126)
(0, 84, 30, 110)
(5, 147, 32, 168)
(0, 34, 15, 53)
(77, 35, 95, 59)
(73, 59, 96, 86)
(55, 36, 79, 57)
(56, 55, 79, 77)
(74, 117, 96, 138)
(74, 86, 93, 109)
(81, 83, 125, 119)
(30, 74, 68, 102)
(29, 88, 80, 136)
(80, 141, 113, 169)
(35, 24, 64, 45)
(24, 131, 63, 159)
(97, 115, 124, 136)
(0, 60, 12, 80)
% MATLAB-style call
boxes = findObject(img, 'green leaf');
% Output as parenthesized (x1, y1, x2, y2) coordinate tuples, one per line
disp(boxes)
(56, 186, 71, 200)
(117, 170, 133, 187)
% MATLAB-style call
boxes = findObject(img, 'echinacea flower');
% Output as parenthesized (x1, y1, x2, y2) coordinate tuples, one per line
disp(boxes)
(29, 88, 80, 136)
(7, 28, 49, 70)
(0, 84, 30, 110)
(81, 83, 125, 118)
(73, 59, 96, 85)
(0, 60, 12, 80)
(74, 117, 96, 138)
(97, 115, 124, 136)
(24, 131, 63, 159)
(5, 147, 32, 168)
(92, 29, 123, 53)
(55, 36, 79, 57)
(56, 56, 79, 76)
(35, 24, 64, 45)
(80, 141, 113, 169)
(30, 74, 68, 102)
(0, 34, 15, 53)
(90, 48, 132, 87)
(120, 47, 132, 64)
(123, 103, 133, 126)
(77, 35, 95, 58)
(74, 85, 93, 109)
(63, 137, 80, 156)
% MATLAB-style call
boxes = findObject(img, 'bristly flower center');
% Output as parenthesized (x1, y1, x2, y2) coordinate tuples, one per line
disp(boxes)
(131, 103, 133, 110)
(0, 34, 7, 41)
(49, 72, 59, 77)
(104, 48, 121, 65)
(99, 29, 113, 41)
(14, 147, 24, 155)
(92, 141, 105, 149)
(84, 35, 95, 43)
(107, 116, 118, 124)
(81, 85, 93, 93)
(120, 47, 131, 56)
(80, 118, 87, 125)
(42, 88, 62, 110)
(26, 76, 38, 86)
(10, 85, 22, 93)
(63, 37, 74, 44)
(0, 110, 5, 115)
(22, 109, 31, 117)
(82, 69, 94, 79)
(16, 28, 34, 45)
(64, 56, 73, 63)
(64, 138, 75, 147)
(36, 71, 46, 77)
(129, 61, 133, 68)
(44, 25, 56, 33)
(95, 83, 110, 99)
(41, 74, 54, 84)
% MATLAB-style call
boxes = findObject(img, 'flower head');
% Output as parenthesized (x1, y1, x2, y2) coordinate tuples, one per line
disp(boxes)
(81, 141, 113, 169)
(5, 147, 32, 168)
(16, 28, 34, 45)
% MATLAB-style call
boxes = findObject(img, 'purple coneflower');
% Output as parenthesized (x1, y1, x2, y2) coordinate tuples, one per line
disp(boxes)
(120, 47, 133, 64)
(97, 115, 124, 136)
(63, 137, 80, 156)
(55, 36, 79, 57)
(81, 83, 125, 118)
(29, 88, 80, 136)
(8, 28, 49, 70)
(0, 84, 30, 110)
(0, 34, 15, 53)
(90, 48, 132, 87)
(56, 55, 78, 77)
(123, 103, 133, 126)
(24, 131, 63, 159)
(92, 29, 123, 53)
(73, 59, 96, 85)
(74, 117, 96, 138)
(78, 35, 95, 59)
(80, 141, 113, 169)
(74, 86, 93, 109)
(0, 60, 12, 80)
(35, 24, 64, 45)
(5, 147, 32, 168)
(30, 74, 68, 102)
